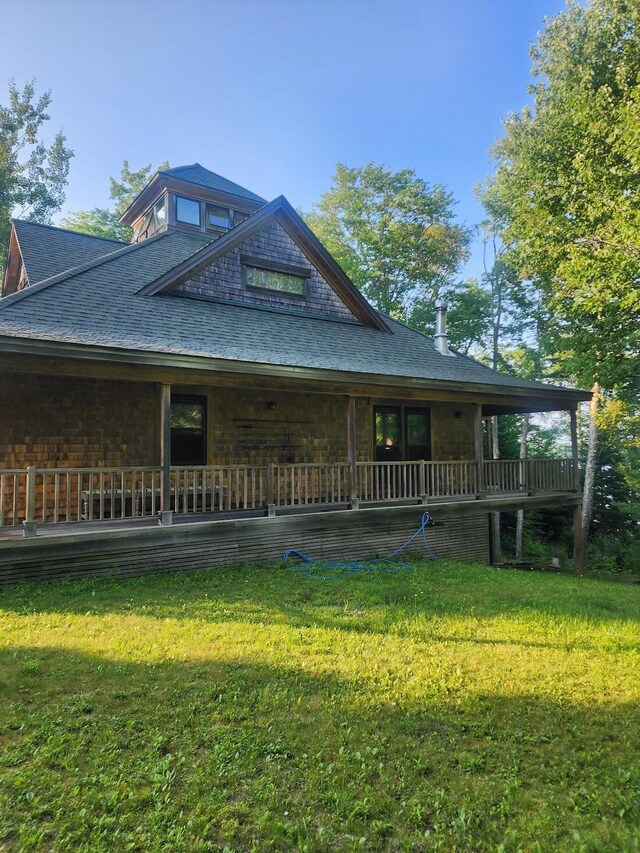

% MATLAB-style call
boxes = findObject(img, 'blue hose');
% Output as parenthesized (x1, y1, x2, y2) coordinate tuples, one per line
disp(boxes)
(283, 511, 437, 580)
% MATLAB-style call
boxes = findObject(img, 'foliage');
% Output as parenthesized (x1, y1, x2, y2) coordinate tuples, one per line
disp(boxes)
(443, 278, 491, 354)
(483, 0, 640, 401)
(0, 79, 73, 274)
(1, 563, 639, 850)
(61, 159, 169, 242)
(305, 162, 471, 329)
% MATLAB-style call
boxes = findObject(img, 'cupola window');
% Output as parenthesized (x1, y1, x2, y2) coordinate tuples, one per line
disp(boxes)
(175, 196, 201, 226)
(206, 205, 231, 229)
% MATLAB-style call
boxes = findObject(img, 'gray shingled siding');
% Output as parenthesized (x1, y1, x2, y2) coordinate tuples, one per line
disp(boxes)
(177, 220, 359, 321)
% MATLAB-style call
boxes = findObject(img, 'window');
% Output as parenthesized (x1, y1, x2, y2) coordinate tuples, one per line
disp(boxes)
(170, 396, 207, 465)
(132, 196, 168, 242)
(244, 265, 306, 296)
(206, 204, 231, 230)
(374, 406, 430, 462)
(175, 196, 201, 226)
(153, 197, 166, 229)
(233, 211, 249, 226)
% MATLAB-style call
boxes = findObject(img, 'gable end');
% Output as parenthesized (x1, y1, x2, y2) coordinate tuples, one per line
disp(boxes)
(137, 196, 390, 332)
(175, 219, 360, 321)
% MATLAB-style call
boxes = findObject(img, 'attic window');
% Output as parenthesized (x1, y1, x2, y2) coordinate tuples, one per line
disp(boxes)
(242, 256, 309, 297)
(176, 196, 201, 226)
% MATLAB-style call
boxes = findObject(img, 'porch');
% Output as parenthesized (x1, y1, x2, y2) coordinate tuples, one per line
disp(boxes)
(0, 457, 577, 538)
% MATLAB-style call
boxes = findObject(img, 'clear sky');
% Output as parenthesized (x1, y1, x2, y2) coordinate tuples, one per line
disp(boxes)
(1, 0, 569, 277)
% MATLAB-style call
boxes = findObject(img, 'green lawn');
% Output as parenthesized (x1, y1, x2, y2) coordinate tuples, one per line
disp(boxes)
(1, 562, 639, 852)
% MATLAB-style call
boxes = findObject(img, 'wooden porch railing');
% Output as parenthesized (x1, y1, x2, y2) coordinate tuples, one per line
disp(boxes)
(0, 458, 577, 533)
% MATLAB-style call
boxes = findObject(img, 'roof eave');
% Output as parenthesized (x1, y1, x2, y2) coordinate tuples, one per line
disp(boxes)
(0, 335, 593, 408)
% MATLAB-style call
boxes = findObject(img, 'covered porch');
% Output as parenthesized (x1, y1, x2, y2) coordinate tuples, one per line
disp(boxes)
(0, 349, 587, 574)
(0, 456, 578, 535)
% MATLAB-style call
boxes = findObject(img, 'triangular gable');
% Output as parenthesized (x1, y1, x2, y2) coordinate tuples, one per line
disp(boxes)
(137, 196, 390, 332)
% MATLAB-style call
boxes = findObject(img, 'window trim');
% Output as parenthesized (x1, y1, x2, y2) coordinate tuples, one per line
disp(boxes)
(241, 255, 310, 299)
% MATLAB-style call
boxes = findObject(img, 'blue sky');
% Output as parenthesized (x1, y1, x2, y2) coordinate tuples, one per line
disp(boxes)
(1, 0, 568, 277)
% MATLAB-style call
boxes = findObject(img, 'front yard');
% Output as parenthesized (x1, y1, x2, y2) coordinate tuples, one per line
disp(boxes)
(1, 561, 639, 851)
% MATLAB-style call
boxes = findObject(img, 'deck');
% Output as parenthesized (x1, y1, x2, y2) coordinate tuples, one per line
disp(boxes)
(0, 458, 577, 539)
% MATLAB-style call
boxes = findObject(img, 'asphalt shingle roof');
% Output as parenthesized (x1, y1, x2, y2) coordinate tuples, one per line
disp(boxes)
(0, 222, 567, 395)
(14, 220, 127, 286)
(160, 164, 266, 204)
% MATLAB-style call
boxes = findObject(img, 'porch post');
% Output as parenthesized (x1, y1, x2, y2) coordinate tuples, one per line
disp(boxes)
(160, 383, 173, 525)
(473, 404, 485, 498)
(569, 406, 580, 491)
(347, 396, 359, 509)
(22, 466, 37, 538)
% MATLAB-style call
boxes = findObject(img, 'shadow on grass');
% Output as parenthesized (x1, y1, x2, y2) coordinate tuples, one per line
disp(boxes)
(1, 644, 639, 850)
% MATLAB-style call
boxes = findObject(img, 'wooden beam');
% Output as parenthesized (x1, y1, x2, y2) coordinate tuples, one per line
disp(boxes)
(347, 396, 359, 509)
(160, 383, 172, 525)
(573, 502, 585, 574)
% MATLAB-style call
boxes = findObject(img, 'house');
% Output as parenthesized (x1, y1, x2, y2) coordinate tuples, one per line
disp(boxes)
(0, 164, 589, 584)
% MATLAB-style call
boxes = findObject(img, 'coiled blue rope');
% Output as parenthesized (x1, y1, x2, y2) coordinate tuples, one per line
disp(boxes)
(283, 511, 437, 580)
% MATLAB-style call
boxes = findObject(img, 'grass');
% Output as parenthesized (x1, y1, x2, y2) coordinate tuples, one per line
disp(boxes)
(1, 561, 639, 852)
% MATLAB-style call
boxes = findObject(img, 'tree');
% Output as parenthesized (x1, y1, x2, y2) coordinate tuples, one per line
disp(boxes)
(0, 79, 73, 274)
(305, 163, 471, 328)
(484, 0, 640, 399)
(62, 159, 169, 242)
(482, 0, 640, 549)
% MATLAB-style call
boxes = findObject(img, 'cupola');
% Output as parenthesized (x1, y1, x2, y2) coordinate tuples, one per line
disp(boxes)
(119, 163, 266, 243)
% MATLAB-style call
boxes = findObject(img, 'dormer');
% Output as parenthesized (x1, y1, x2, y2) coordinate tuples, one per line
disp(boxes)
(119, 163, 266, 243)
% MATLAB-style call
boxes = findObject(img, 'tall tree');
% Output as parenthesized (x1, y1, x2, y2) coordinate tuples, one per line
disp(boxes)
(482, 0, 640, 546)
(0, 80, 73, 274)
(62, 160, 169, 242)
(305, 163, 470, 328)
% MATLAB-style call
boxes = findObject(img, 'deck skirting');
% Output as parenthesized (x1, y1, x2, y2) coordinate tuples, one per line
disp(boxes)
(0, 493, 580, 587)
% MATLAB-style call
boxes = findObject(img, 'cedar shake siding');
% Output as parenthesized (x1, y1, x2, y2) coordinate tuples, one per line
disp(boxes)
(0, 373, 476, 471)
(176, 220, 359, 321)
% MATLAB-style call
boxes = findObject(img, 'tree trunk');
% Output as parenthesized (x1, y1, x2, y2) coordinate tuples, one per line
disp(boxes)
(515, 413, 530, 560)
(581, 382, 599, 542)
(490, 415, 501, 562)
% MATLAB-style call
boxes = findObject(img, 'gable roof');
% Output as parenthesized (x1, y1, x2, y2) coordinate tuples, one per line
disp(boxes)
(136, 195, 390, 333)
(159, 164, 266, 204)
(0, 223, 588, 404)
(12, 220, 127, 286)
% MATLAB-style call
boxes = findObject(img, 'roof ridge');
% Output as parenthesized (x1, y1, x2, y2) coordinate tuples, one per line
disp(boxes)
(0, 231, 171, 312)
(13, 218, 128, 246)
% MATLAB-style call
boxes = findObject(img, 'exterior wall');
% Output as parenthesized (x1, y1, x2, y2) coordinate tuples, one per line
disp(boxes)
(174, 385, 371, 465)
(0, 372, 476, 471)
(430, 403, 476, 460)
(177, 220, 358, 322)
(0, 373, 157, 469)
